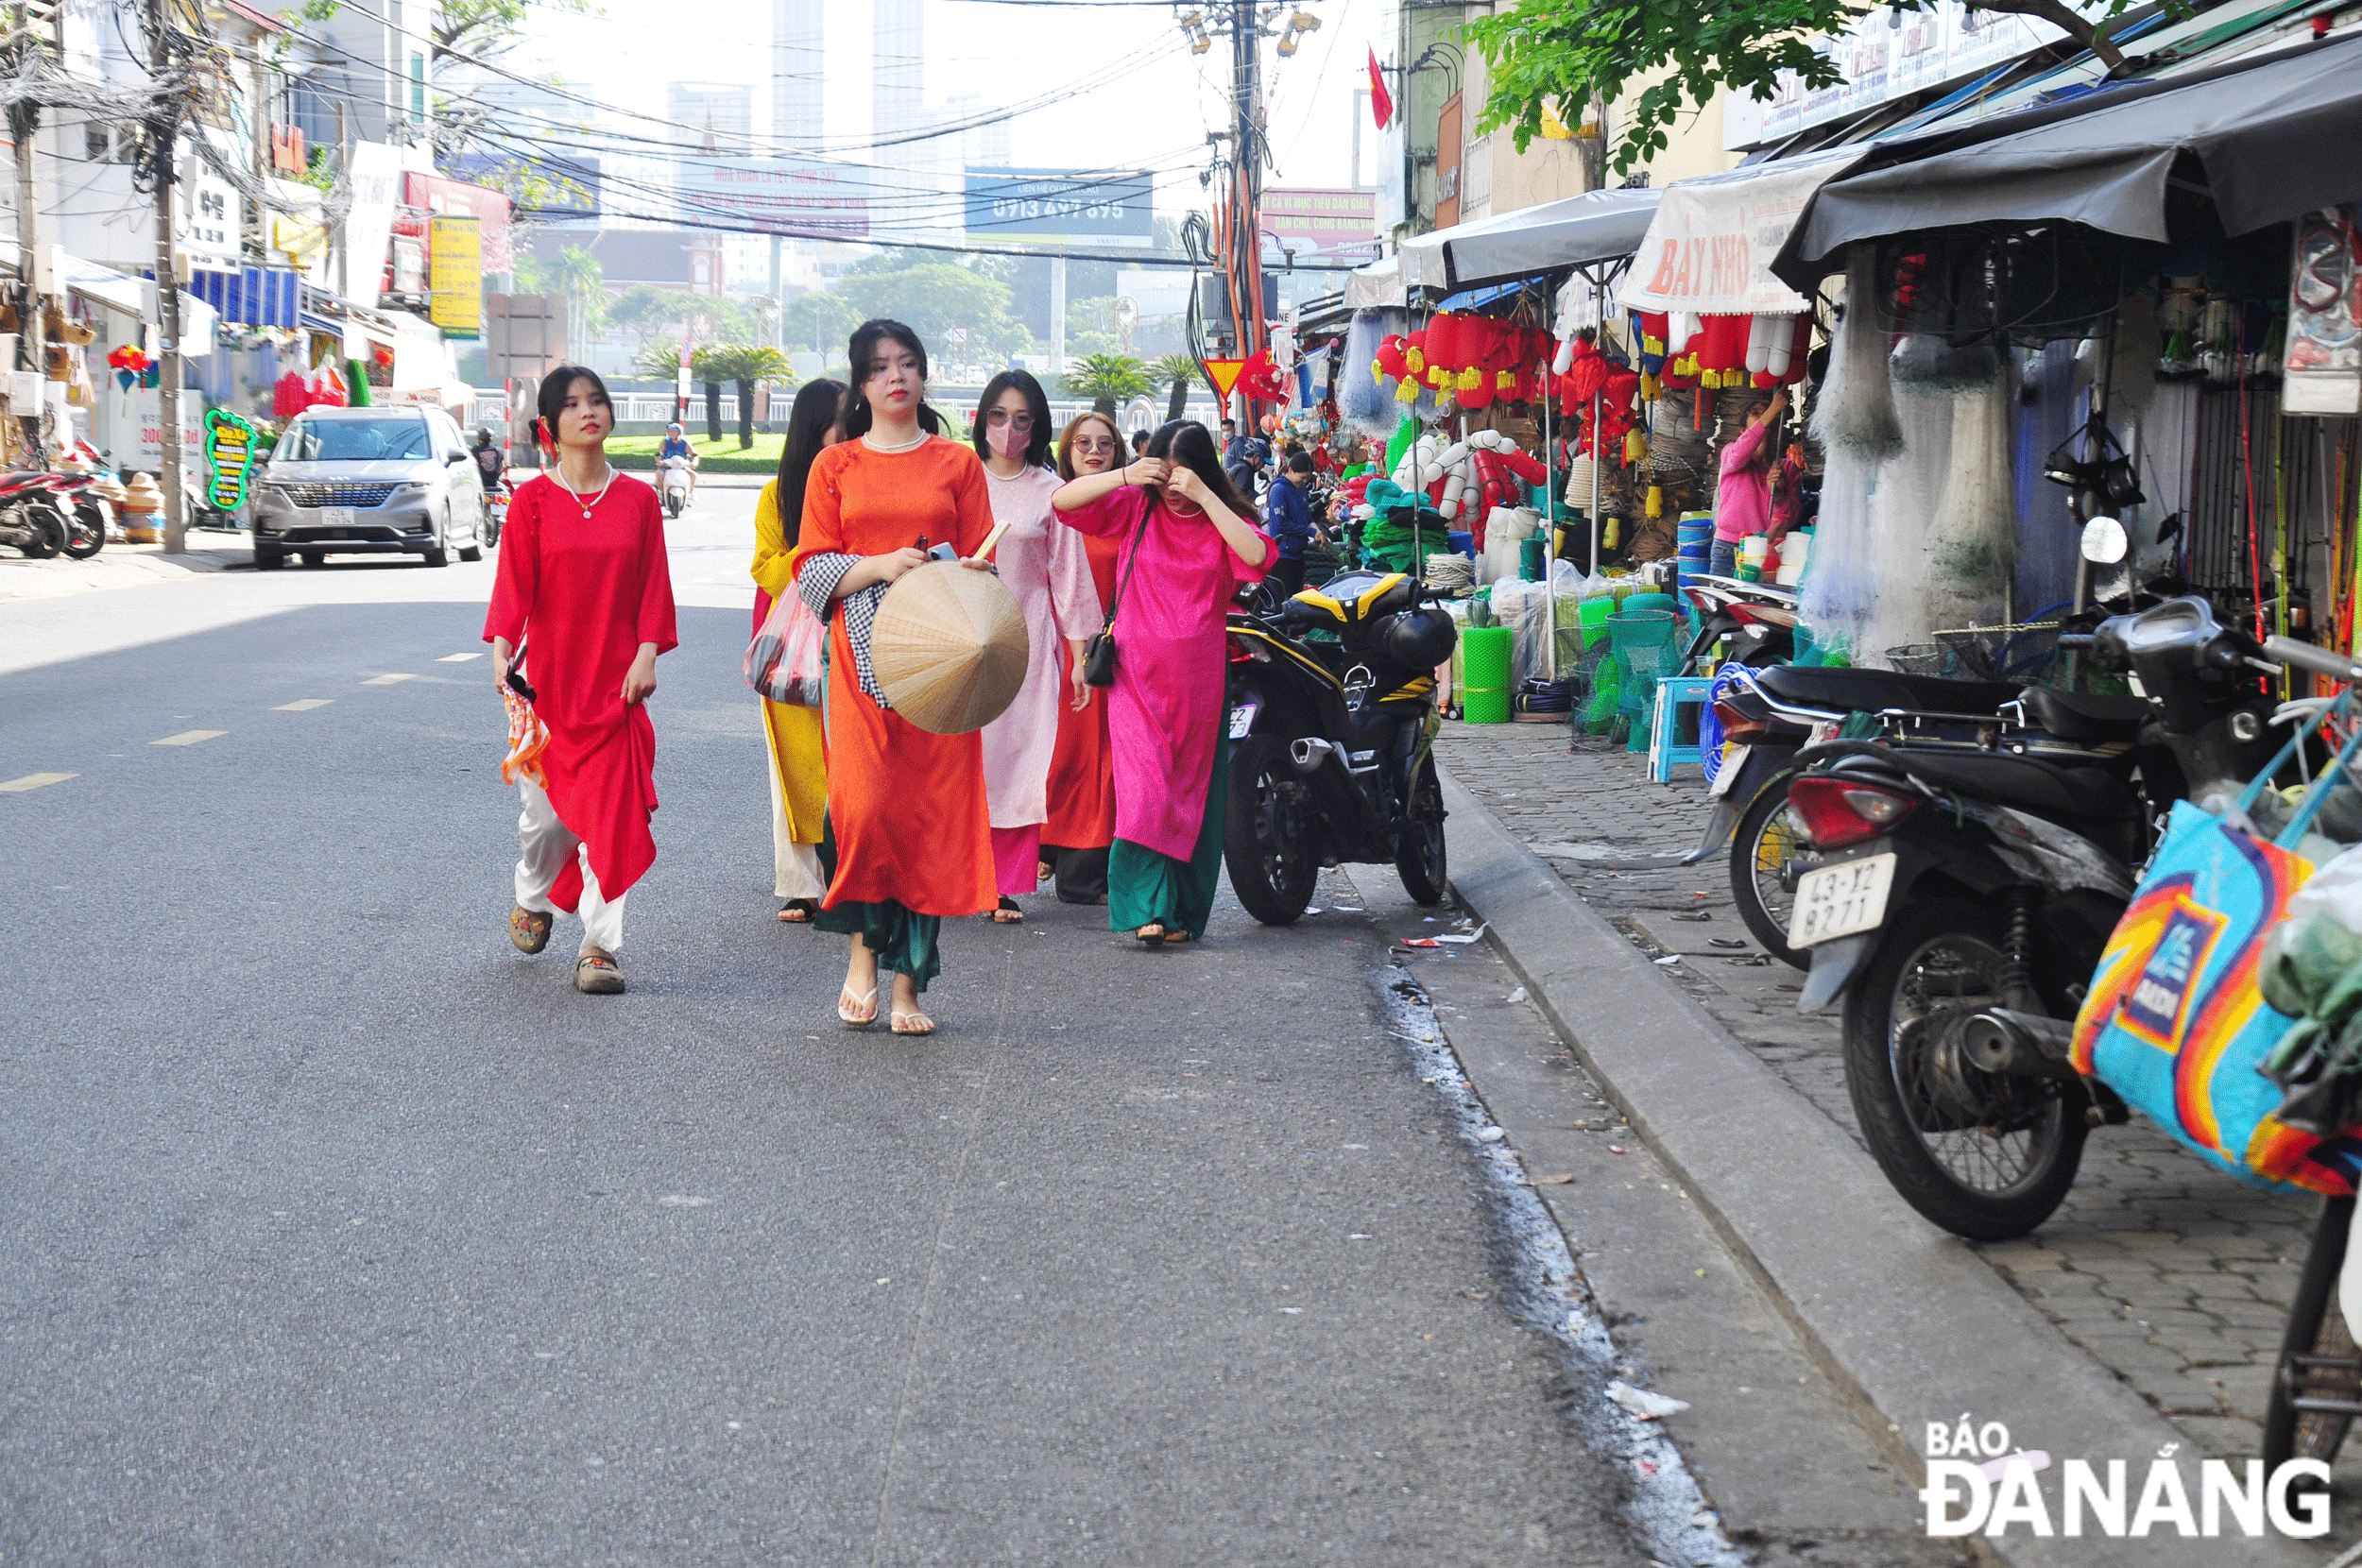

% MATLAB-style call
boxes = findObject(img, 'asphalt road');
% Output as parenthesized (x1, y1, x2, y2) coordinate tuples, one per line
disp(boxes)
(0, 484, 1670, 1566)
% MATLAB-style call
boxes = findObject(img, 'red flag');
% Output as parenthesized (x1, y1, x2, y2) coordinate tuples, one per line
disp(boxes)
(1367, 46, 1394, 129)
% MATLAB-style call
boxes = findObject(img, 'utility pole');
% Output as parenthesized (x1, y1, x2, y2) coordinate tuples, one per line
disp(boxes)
(150, 0, 186, 552)
(1227, 0, 1262, 431)
(11, 0, 52, 471)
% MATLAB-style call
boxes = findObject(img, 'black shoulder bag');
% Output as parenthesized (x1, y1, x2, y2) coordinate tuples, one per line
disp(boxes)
(1082, 496, 1152, 688)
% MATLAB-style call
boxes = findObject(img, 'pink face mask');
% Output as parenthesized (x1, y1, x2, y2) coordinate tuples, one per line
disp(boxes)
(986, 418, 1030, 460)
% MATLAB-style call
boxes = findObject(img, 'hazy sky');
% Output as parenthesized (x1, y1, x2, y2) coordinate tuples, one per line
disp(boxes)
(528, 0, 1379, 233)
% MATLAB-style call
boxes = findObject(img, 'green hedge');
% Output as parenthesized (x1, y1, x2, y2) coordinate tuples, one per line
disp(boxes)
(608, 434, 787, 474)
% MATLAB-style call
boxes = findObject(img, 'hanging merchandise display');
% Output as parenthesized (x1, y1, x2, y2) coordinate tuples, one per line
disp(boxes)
(2285, 202, 2361, 417)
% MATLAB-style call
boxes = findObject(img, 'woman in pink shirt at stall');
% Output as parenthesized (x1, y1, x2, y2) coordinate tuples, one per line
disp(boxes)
(1708, 385, 1788, 580)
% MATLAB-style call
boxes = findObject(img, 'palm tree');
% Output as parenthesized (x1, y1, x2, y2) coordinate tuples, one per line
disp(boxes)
(702, 345, 796, 449)
(1062, 353, 1153, 417)
(1152, 352, 1203, 423)
(551, 246, 608, 346)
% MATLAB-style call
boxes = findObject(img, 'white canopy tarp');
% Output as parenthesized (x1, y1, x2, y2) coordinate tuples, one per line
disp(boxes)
(1618, 146, 1867, 316)
(1400, 187, 1663, 291)
(1344, 252, 1409, 310)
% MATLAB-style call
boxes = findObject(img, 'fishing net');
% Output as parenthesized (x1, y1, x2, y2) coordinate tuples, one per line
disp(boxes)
(1816, 249, 1904, 465)
(1802, 292, 1884, 652)
(1922, 362, 2018, 633)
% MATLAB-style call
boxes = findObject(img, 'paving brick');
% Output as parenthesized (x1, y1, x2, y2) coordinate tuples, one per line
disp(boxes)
(1439, 719, 2322, 1459)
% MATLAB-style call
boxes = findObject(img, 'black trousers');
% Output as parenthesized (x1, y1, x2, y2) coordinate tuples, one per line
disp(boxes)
(1270, 554, 1307, 600)
(1042, 844, 1111, 904)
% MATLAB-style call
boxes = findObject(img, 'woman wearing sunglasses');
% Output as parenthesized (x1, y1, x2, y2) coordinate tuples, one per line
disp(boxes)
(972, 370, 1101, 923)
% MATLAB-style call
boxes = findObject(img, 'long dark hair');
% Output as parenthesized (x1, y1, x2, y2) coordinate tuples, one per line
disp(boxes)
(838, 318, 944, 439)
(532, 365, 611, 455)
(1147, 418, 1253, 520)
(1057, 410, 1123, 481)
(772, 378, 845, 548)
(972, 367, 1053, 469)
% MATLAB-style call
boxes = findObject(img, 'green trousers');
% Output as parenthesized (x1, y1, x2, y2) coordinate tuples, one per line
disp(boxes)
(1108, 730, 1229, 941)
(813, 814, 943, 994)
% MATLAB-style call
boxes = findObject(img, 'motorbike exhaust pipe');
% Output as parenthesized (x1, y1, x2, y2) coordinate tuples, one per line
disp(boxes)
(1959, 1009, 2080, 1082)
(1290, 738, 1344, 774)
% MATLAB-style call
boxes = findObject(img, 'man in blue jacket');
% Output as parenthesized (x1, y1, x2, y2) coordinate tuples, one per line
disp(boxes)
(1264, 451, 1325, 600)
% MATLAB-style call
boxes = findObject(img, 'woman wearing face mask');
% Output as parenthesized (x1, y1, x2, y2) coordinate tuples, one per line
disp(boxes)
(1040, 411, 1126, 905)
(795, 319, 996, 1035)
(972, 369, 1099, 924)
(485, 366, 677, 994)
(749, 377, 845, 924)
(1052, 419, 1271, 946)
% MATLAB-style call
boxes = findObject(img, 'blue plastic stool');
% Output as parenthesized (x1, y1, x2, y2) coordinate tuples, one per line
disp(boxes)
(1649, 676, 1713, 782)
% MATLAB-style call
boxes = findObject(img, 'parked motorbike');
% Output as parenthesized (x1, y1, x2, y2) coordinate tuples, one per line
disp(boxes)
(1224, 568, 1457, 921)
(658, 456, 693, 520)
(1787, 590, 2292, 1239)
(0, 470, 77, 558)
(47, 471, 111, 558)
(1677, 573, 1801, 676)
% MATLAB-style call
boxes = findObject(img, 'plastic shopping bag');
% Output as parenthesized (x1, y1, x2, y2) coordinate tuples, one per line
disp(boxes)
(2070, 725, 2362, 1195)
(745, 587, 828, 707)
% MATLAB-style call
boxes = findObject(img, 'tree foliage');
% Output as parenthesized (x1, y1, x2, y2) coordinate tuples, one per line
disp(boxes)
(1463, 0, 2147, 175)
(835, 263, 1031, 358)
(1062, 354, 1153, 415)
(781, 291, 864, 358)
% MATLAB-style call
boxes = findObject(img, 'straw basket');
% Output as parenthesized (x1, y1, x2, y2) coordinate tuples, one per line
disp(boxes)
(870, 561, 1030, 735)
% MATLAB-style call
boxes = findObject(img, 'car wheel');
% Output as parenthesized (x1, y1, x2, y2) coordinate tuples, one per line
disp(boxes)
(423, 510, 450, 568)
(255, 545, 284, 571)
(301, 551, 324, 568)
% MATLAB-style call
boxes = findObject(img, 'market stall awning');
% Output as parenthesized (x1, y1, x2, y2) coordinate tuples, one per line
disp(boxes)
(1786, 30, 2362, 274)
(1344, 252, 1407, 310)
(1400, 186, 1664, 292)
(60, 253, 147, 317)
(1617, 145, 1870, 316)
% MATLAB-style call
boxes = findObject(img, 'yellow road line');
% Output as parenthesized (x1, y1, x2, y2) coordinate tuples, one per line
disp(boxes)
(0, 772, 76, 793)
(362, 673, 415, 686)
(152, 730, 226, 747)
(274, 699, 333, 712)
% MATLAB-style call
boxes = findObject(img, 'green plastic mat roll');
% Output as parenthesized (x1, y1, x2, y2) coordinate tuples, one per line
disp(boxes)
(1461, 625, 1513, 724)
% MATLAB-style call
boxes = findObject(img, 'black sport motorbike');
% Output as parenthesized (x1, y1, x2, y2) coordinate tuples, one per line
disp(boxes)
(1224, 568, 1457, 921)
(1787, 595, 2289, 1238)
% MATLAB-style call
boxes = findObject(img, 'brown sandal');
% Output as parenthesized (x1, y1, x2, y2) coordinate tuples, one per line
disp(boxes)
(574, 947, 625, 994)
(510, 903, 553, 954)
(1135, 922, 1167, 946)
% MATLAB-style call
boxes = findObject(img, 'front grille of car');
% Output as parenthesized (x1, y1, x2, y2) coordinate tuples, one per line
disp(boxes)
(279, 483, 399, 508)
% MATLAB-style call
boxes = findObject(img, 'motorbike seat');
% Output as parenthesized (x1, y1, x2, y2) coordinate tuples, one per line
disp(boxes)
(1885, 749, 2135, 822)
(1754, 664, 2021, 717)
(2012, 685, 2153, 742)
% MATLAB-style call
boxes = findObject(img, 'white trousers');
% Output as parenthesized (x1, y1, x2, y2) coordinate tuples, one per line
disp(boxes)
(515, 778, 626, 957)
(763, 743, 828, 900)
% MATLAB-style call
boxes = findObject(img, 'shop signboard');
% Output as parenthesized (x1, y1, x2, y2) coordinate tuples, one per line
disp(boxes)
(402, 172, 513, 276)
(127, 386, 206, 470)
(429, 214, 483, 340)
(202, 408, 258, 510)
(174, 145, 243, 267)
(1620, 146, 1864, 316)
(674, 157, 871, 239)
(344, 141, 405, 309)
(1260, 188, 1380, 264)
(963, 167, 1154, 245)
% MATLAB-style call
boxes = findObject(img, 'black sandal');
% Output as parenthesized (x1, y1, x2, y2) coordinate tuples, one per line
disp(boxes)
(992, 896, 1024, 925)
(1135, 922, 1167, 946)
(778, 899, 818, 924)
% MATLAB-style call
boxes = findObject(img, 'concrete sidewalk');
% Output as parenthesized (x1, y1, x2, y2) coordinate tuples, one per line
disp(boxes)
(0, 531, 251, 603)
(1434, 721, 2338, 1566)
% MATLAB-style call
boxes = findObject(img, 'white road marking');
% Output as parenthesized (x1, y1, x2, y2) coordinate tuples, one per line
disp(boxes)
(437, 652, 483, 663)
(152, 730, 226, 747)
(274, 699, 333, 711)
(361, 673, 415, 686)
(0, 771, 76, 793)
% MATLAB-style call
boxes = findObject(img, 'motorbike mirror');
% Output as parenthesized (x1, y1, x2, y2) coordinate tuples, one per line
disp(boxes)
(2080, 516, 2130, 565)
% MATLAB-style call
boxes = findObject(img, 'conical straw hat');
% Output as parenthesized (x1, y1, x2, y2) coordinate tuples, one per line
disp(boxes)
(870, 560, 1032, 735)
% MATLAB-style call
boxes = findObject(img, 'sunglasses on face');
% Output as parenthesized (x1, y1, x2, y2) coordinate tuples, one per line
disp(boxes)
(984, 410, 1035, 430)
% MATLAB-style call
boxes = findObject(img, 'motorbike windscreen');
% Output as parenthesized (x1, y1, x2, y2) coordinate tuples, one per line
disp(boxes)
(273, 417, 433, 463)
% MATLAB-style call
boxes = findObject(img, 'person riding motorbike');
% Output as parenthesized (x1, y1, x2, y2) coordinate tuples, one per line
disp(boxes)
(657, 422, 697, 507)
(470, 426, 505, 494)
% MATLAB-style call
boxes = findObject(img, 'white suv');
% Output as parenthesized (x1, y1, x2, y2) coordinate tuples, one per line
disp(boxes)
(252, 406, 488, 571)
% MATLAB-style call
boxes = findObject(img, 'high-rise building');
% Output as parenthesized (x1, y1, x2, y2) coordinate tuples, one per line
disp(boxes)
(773, 0, 823, 149)
(939, 92, 1012, 170)
(872, 0, 923, 162)
(667, 82, 755, 152)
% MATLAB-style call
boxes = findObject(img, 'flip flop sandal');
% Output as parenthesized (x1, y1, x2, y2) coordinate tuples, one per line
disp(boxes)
(1135, 923, 1167, 946)
(992, 897, 1024, 925)
(890, 1010, 936, 1036)
(838, 984, 879, 1027)
(778, 899, 819, 923)
(1162, 929, 1195, 945)
(574, 947, 625, 995)
(510, 903, 553, 954)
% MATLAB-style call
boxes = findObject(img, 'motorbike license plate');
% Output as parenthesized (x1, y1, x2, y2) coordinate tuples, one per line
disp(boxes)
(319, 507, 355, 530)
(1707, 743, 1751, 798)
(1227, 702, 1258, 740)
(1788, 852, 1896, 948)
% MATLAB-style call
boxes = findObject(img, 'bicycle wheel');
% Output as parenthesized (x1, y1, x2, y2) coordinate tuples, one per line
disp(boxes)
(2265, 1194, 2361, 1479)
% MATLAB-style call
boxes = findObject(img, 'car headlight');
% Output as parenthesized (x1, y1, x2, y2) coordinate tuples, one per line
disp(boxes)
(396, 481, 432, 496)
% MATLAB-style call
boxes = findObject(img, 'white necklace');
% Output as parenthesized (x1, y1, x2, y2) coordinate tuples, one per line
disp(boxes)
(862, 428, 929, 454)
(556, 461, 615, 519)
